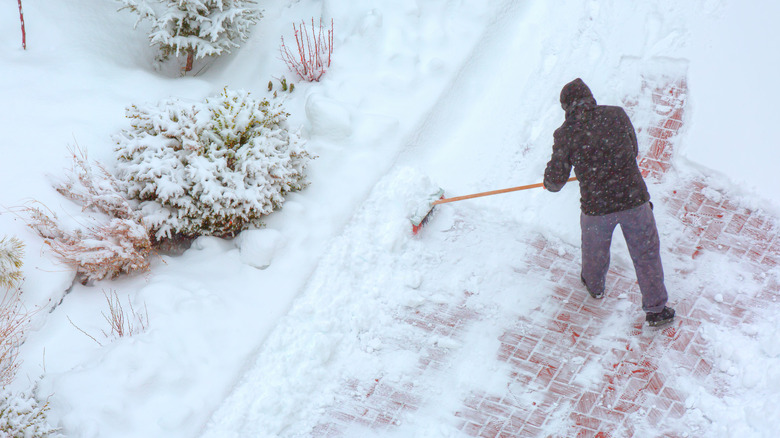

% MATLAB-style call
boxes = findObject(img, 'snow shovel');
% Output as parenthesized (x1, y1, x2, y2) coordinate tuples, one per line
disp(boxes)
(410, 176, 578, 234)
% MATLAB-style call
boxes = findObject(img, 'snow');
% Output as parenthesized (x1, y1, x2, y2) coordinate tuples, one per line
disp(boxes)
(235, 228, 284, 270)
(2, 0, 780, 437)
(683, 0, 780, 203)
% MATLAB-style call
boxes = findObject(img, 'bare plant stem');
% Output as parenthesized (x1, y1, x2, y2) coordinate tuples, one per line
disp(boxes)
(185, 49, 194, 73)
(101, 289, 148, 339)
(67, 316, 102, 346)
(17, 0, 26, 50)
(0, 288, 27, 386)
(67, 289, 149, 345)
(280, 18, 334, 82)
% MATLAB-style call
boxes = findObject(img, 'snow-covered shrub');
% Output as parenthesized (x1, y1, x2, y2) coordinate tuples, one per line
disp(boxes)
(119, 0, 263, 72)
(0, 236, 24, 291)
(0, 288, 26, 388)
(0, 241, 31, 412)
(281, 18, 334, 82)
(25, 149, 152, 283)
(0, 237, 26, 389)
(115, 87, 312, 240)
(0, 385, 60, 437)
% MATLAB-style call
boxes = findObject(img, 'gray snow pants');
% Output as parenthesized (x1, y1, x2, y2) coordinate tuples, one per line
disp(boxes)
(580, 202, 668, 313)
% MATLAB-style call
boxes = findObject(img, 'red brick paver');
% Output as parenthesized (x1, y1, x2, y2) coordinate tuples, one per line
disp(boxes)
(313, 74, 780, 437)
(312, 292, 484, 436)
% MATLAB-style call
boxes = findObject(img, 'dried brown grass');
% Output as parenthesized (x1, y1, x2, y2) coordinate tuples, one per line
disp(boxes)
(23, 147, 152, 283)
(101, 289, 148, 339)
(0, 288, 29, 387)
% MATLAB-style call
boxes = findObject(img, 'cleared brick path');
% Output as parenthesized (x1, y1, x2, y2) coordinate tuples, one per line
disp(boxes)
(313, 75, 780, 437)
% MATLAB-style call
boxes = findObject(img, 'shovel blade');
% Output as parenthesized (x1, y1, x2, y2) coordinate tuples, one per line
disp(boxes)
(410, 188, 444, 234)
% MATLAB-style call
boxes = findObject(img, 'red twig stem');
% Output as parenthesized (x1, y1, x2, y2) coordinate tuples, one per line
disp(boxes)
(18, 0, 27, 50)
(280, 18, 334, 82)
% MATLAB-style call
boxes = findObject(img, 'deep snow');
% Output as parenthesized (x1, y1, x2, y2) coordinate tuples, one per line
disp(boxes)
(2, 0, 779, 437)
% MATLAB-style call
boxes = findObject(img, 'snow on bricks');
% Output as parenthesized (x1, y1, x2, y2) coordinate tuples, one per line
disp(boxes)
(313, 292, 483, 436)
(456, 235, 695, 437)
(311, 74, 780, 437)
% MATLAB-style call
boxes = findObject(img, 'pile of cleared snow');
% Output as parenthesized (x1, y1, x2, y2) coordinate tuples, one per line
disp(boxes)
(681, 316, 780, 436)
(202, 166, 449, 436)
(235, 229, 284, 269)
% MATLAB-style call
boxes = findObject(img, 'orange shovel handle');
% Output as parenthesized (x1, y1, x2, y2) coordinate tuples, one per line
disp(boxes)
(433, 176, 577, 206)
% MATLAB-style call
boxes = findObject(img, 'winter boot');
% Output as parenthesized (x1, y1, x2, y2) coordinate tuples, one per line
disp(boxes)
(646, 306, 675, 327)
(581, 273, 604, 299)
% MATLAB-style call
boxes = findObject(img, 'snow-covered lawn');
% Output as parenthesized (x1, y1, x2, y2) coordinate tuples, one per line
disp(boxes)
(2, 0, 779, 436)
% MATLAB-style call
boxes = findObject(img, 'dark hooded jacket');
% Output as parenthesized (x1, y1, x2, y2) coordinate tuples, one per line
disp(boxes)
(544, 78, 650, 216)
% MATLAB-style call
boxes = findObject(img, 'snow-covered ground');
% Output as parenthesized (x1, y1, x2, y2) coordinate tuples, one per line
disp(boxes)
(2, 0, 779, 436)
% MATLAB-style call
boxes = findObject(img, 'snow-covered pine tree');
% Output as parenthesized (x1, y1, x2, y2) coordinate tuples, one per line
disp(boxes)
(119, 0, 262, 72)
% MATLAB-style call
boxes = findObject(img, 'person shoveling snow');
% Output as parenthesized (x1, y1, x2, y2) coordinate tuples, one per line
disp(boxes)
(544, 78, 675, 327)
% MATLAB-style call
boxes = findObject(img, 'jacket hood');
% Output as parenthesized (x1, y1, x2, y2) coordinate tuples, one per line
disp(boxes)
(560, 78, 597, 114)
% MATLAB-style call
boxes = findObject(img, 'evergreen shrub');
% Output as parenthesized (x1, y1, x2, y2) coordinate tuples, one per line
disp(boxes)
(115, 88, 312, 241)
(0, 237, 24, 291)
(0, 386, 60, 437)
(119, 0, 263, 71)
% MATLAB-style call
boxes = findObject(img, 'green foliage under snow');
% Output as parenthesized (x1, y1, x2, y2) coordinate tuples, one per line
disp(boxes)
(0, 386, 60, 438)
(0, 237, 24, 291)
(119, 0, 263, 69)
(115, 87, 313, 240)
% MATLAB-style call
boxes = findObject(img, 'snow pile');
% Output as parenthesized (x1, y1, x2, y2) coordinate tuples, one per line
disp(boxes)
(234, 228, 283, 269)
(305, 93, 353, 141)
(202, 166, 532, 436)
(681, 316, 780, 437)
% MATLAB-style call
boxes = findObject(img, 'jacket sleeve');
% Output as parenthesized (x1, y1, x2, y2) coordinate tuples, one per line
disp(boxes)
(544, 128, 572, 192)
(620, 109, 639, 157)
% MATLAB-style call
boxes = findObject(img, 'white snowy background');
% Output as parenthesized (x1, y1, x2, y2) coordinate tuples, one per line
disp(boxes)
(2, 0, 780, 437)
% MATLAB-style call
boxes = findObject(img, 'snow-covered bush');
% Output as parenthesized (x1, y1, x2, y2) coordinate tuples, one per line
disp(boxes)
(0, 288, 26, 389)
(0, 240, 33, 428)
(25, 149, 152, 283)
(115, 87, 312, 240)
(0, 385, 60, 437)
(0, 237, 26, 389)
(0, 236, 24, 291)
(119, 0, 263, 72)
